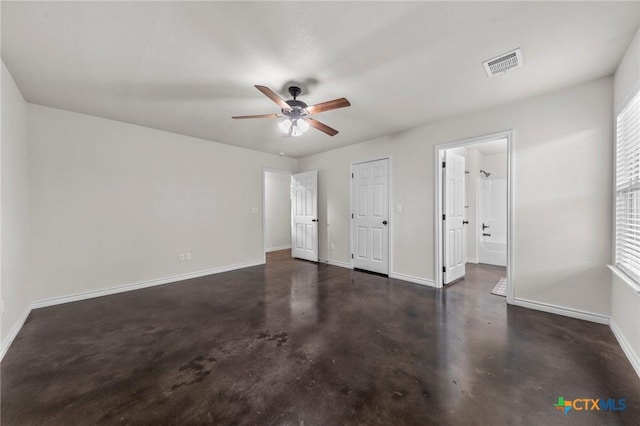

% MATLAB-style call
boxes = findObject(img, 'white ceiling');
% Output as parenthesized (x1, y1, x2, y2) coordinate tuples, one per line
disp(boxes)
(2, 2, 638, 158)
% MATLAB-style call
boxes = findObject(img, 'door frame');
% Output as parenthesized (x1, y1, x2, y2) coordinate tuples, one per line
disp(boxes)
(433, 130, 514, 304)
(349, 156, 393, 273)
(262, 168, 293, 264)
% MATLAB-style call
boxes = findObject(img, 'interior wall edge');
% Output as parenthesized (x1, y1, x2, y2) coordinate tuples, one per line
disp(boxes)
(512, 297, 611, 325)
(0, 304, 30, 362)
(30, 258, 265, 310)
(389, 272, 436, 288)
(4, 257, 265, 361)
(265, 245, 291, 253)
(1, 59, 32, 348)
(318, 258, 352, 269)
(610, 319, 640, 379)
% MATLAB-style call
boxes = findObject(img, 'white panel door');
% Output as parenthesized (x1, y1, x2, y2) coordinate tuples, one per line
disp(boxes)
(444, 151, 465, 284)
(352, 159, 389, 275)
(291, 170, 318, 262)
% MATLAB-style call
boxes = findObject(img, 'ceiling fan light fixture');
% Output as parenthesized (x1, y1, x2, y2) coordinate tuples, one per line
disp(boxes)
(296, 118, 310, 132)
(279, 118, 309, 136)
(278, 118, 292, 133)
(291, 118, 309, 137)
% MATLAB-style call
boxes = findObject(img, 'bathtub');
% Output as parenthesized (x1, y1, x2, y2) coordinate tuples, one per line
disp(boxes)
(477, 178, 507, 267)
(478, 238, 506, 267)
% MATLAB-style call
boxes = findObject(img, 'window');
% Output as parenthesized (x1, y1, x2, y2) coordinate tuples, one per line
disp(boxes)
(616, 89, 640, 282)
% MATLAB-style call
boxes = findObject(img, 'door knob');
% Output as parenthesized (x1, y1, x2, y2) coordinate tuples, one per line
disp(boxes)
(312, 219, 318, 222)
(482, 223, 490, 231)
(463, 221, 469, 225)
(382, 220, 388, 225)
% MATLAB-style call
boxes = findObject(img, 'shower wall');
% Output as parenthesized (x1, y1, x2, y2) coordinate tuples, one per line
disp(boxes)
(477, 152, 507, 266)
(465, 148, 480, 263)
(478, 178, 507, 266)
(481, 152, 507, 179)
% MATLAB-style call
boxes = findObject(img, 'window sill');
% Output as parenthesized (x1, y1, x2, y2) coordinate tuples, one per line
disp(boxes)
(608, 265, 640, 293)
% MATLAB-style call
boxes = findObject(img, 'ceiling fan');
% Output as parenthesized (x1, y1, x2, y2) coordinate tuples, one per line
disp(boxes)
(232, 85, 351, 137)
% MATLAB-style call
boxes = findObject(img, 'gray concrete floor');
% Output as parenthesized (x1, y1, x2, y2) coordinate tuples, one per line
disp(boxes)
(2, 250, 639, 425)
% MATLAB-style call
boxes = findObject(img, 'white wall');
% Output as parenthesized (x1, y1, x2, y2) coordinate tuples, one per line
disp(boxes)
(29, 105, 296, 303)
(611, 28, 640, 375)
(614, 28, 639, 109)
(298, 77, 613, 316)
(264, 170, 291, 251)
(1, 61, 31, 348)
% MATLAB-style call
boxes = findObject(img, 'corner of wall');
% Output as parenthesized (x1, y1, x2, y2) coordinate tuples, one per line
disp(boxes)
(614, 27, 640, 109)
(1, 59, 33, 360)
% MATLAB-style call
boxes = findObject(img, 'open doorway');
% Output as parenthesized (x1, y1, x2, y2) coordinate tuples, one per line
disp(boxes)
(435, 131, 513, 303)
(263, 169, 292, 262)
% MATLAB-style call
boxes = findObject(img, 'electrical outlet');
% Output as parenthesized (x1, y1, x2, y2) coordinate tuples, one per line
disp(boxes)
(179, 254, 185, 262)
(396, 204, 402, 213)
(251, 207, 258, 214)
(330, 243, 335, 250)
(186, 252, 192, 261)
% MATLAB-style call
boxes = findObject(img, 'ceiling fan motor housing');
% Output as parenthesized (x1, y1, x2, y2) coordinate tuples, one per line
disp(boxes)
(284, 87, 308, 119)
(285, 100, 307, 109)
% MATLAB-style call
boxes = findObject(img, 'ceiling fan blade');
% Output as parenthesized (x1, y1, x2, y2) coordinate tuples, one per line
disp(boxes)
(255, 85, 290, 110)
(232, 113, 282, 119)
(306, 98, 351, 115)
(307, 118, 339, 136)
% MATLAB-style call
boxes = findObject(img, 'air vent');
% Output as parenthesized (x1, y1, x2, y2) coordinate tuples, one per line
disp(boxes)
(483, 48, 523, 77)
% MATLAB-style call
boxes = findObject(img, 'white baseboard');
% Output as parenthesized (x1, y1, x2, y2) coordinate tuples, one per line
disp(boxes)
(265, 245, 291, 253)
(610, 320, 640, 378)
(512, 297, 610, 324)
(31, 259, 265, 309)
(319, 258, 353, 269)
(466, 258, 479, 264)
(1, 306, 32, 361)
(389, 272, 436, 288)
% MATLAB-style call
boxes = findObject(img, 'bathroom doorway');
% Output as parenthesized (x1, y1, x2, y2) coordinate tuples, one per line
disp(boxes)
(435, 131, 513, 303)
(263, 169, 293, 262)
